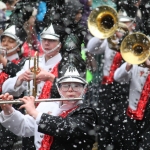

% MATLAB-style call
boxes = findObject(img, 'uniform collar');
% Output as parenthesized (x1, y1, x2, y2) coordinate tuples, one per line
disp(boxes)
(7, 53, 19, 61)
(59, 100, 83, 110)
(41, 53, 62, 65)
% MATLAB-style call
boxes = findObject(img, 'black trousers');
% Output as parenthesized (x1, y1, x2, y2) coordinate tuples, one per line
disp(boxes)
(97, 82, 129, 150)
(0, 104, 24, 150)
(22, 136, 35, 150)
(111, 99, 150, 150)
(0, 125, 18, 150)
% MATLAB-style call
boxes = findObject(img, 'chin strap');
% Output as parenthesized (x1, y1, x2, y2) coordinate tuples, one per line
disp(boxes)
(4, 43, 21, 54)
(127, 19, 135, 29)
(41, 42, 61, 54)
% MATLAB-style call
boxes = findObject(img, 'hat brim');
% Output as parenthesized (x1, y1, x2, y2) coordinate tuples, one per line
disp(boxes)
(41, 34, 59, 40)
(1, 33, 21, 44)
(119, 16, 134, 22)
(59, 78, 84, 84)
(57, 76, 87, 84)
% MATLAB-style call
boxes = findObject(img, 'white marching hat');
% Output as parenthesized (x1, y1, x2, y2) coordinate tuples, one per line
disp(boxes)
(40, 24, 60, 40)
(57, 65, 87, 84)
(1, 25, 26, 45)
(118, 9, 135, 22)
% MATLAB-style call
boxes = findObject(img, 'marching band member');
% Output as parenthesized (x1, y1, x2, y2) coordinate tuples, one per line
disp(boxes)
(0, 24, 27, 149)
(114, 59, 150, 150)
(0, 25, 27, 91)
(1, 23, 62, 149)
(87, 8, 137, 149)
(0, 65, 98, 150)
(2, 23, 62, 99)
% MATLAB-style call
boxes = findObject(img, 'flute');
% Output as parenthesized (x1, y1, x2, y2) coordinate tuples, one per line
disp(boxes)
(0, 98, 82, 104)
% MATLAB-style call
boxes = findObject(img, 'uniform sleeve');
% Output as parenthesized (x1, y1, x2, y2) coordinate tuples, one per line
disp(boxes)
(0, 108, 35, 137)
(2, 61, 29, 96)
(38, 108, 97, 139)
(87, 37, 106, 54)
(3, 61, 21, 77)
(114, 62, 133, 83)
(3, 58, 27, 77)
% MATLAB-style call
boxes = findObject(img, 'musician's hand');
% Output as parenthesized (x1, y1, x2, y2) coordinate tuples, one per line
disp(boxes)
(0, 93, 13, 115)
(19, 96, 39, 119)
(36, 68, 55, 84)
(145, 59, 150, 68)
(126, 63, 133, 71)
(16, 70, 34, 87)
(115, 31, 125, 39)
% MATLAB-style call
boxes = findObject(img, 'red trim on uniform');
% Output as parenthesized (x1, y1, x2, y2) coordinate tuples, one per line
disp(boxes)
(101, 52, 122, 84)
(22, 42, 43, 57)
(39, 105, 79, 150)
(127, 74, 150, 120)
(36, 64, 59, 106)
(0, 59, 21, 93)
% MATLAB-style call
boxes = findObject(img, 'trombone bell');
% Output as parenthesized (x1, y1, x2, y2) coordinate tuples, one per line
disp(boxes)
(88, 6, 118, 39)
(120, 33, 150, 64)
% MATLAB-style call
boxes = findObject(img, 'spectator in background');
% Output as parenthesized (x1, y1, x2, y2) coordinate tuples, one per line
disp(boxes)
(35, 1, 47, 40)
(79, 0, 92, 28)
(2, 0, 19, 19)
(0, 9, 6, 34)
(0, 1, 7, 33)
(0, 1, 7, 11)
(92, 0, 116, 9)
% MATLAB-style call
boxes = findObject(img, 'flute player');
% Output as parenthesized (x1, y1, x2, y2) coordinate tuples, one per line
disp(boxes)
(0, 65, 98, 150)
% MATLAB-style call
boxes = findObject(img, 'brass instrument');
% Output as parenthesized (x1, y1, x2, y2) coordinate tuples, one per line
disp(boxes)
(88, 5, 129, 51)
(29, 51, 40, 97)
(0, 98, 82, 104)
(107, 22, 129, 51)
(88, 5, 119, 39)
(120, 32, 150, 64)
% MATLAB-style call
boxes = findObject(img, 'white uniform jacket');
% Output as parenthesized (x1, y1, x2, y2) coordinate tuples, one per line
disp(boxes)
(114, 62, 150, 120)
(87, 37, 122, 84)
(2, 53, 62, 98)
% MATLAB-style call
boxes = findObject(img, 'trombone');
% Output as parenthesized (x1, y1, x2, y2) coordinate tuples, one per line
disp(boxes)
(0, 98, 83, 104)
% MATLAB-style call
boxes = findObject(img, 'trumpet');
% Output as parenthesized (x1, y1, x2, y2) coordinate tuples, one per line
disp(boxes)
(28, 51, 41, 97)
(0, 98, 83, 104)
